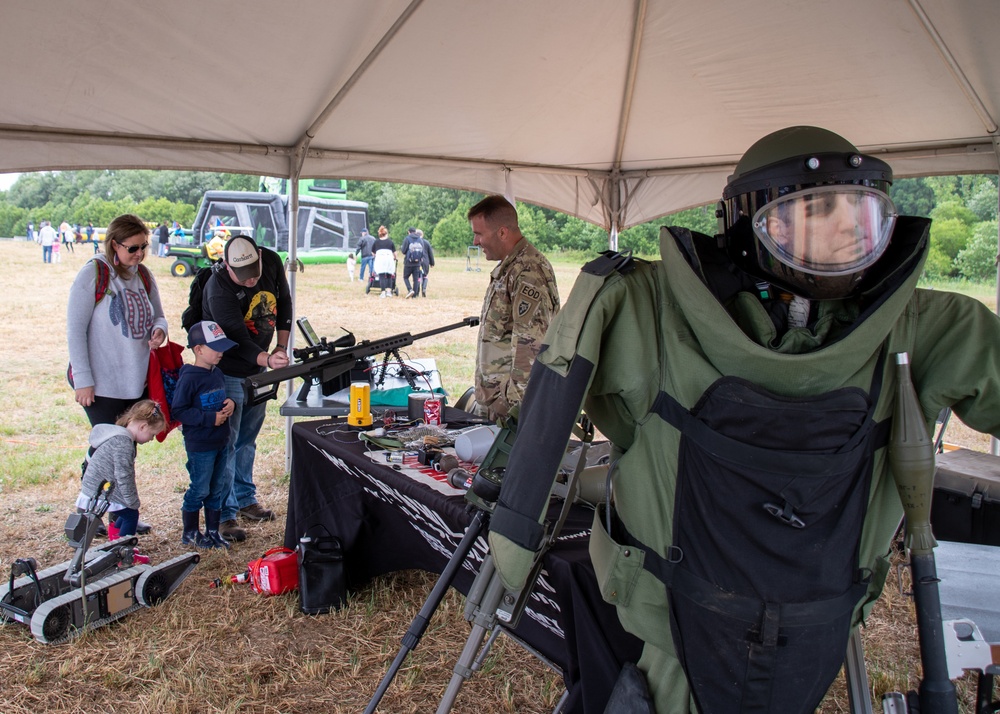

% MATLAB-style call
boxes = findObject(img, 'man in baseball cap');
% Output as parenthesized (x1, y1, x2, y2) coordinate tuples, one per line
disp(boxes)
(202, 233, 292, 542)
(224, 235, 262, 284)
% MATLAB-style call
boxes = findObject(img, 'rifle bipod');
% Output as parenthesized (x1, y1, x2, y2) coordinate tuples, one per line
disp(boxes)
(364, 508, 489, 714)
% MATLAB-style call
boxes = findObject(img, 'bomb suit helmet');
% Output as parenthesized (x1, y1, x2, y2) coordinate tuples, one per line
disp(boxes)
(720, 126, 897, 300)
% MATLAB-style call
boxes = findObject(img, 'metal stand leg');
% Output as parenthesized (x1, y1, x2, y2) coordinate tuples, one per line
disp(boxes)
(365, 509, 489, 714)
(845, 627, 874, 714)
(436, 553, 507, 713)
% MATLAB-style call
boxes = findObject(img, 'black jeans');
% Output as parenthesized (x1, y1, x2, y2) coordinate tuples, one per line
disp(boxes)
(83, 394, 146, 427)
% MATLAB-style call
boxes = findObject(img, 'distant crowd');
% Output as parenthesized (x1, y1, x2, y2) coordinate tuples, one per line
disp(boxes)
(31, 218, 184, 263)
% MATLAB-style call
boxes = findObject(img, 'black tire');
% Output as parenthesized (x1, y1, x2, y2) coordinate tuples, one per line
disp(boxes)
(141, 572, 170, 606)
(171, 260, 192, 278)
(41, 604, 72, 641)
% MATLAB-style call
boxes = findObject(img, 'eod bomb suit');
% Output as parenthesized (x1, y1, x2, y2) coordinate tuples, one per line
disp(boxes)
(486, 130, 1000, 713)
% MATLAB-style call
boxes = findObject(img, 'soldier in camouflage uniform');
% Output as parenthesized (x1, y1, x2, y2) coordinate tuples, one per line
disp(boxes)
(469, 195, 560, 423)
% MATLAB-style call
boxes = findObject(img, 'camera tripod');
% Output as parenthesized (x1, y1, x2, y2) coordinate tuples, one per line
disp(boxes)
(365, 419, 592, 713)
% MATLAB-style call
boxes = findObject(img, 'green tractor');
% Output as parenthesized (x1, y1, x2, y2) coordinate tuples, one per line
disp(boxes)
(166, 244, 215, 277)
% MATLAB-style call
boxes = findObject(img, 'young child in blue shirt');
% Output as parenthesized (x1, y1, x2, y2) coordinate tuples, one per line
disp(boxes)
(170, 321, 237, 548)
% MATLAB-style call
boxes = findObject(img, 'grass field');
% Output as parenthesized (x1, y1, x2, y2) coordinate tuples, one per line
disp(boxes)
(0, 239, 990, 712)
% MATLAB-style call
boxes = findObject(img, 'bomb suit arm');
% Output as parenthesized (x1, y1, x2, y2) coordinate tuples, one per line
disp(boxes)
(488, 255, 650, 591)
(488, 354, 595, 589)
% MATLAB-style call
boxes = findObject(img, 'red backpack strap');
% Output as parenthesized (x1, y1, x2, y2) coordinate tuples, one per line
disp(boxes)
(93, 260, 111, 305)
(94, 261, 152, 305)
(137, 264, 153, 295)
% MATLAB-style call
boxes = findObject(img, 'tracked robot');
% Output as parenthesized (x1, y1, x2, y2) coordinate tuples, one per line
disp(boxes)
(0, 481, 199, 644)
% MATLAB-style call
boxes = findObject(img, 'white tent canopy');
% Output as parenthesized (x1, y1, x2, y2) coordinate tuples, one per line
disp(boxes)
(2, 0, 998, 232)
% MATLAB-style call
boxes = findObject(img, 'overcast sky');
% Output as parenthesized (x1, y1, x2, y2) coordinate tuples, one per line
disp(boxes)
(0, 173, 21, 191)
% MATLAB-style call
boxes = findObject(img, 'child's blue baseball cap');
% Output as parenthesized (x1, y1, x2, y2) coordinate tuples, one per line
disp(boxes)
(188, 321, 237, 352)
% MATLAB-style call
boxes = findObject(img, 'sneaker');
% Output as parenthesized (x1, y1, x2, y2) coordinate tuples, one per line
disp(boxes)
(136, 520, 152, 535)
(239, 503, 276, 522)
(405, 290, 414, 299)
(380, 291, 387, 299)
(219, 520, 247, 542)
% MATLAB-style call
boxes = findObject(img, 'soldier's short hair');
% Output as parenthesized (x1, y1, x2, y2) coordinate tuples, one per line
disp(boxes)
(468, 195, 519, 230)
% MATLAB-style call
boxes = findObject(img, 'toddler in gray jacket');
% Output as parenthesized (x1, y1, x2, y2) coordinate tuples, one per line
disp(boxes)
(76, 400, 165, 537)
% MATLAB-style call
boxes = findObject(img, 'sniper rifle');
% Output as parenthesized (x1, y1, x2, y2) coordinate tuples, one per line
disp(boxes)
(243, 316, 480, 406)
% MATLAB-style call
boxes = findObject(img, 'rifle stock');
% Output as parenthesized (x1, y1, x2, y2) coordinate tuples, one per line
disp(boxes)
(243, 316, 480, 406)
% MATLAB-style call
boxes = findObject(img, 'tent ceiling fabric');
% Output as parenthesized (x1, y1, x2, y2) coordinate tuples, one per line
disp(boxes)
(1, 0, 998, 229)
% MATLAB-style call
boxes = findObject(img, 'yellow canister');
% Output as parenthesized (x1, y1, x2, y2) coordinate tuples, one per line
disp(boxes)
(348, 381, 372, 428)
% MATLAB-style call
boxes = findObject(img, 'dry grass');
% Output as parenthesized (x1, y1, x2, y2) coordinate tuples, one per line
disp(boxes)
(0, 240, 988, 712)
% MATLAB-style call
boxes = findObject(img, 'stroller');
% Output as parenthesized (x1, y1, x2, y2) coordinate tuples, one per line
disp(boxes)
(366, 255, 399, 296)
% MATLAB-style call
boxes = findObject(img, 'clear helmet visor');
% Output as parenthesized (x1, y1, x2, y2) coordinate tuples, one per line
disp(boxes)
(751, 185, 897, 276)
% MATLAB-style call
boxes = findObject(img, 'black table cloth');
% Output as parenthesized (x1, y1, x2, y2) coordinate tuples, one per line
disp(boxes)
(285, 418, 642, 713)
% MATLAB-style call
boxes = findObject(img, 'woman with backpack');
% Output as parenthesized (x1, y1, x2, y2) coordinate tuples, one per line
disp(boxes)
(67, 214, 168, 536)
(67, 213, 169, 427)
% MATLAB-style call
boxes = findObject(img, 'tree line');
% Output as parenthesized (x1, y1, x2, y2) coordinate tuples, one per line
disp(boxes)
(1, 170, 996, 282)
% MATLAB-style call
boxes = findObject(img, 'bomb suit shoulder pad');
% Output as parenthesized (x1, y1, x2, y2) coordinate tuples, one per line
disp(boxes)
(538, 250, 648, 378)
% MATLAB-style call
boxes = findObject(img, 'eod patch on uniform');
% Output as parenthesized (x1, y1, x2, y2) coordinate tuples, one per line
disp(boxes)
(516, 283, 542, 318)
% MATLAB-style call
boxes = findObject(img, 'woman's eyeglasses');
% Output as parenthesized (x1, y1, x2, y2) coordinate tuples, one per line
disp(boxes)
(116, 241, 149, 254)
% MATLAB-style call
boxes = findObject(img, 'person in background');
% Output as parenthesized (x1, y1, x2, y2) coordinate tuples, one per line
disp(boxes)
(417, 229, 434, 298)
(468, 195, 560, 423)
(170, 220, 187, 245)
(202, 235, 291, 542)
(67, 213, 167, 534)
(77, 399, 165, 540)
(86, 221, 98, 253)
(205, 228, 229, 262)
(371, 225, 396, 298)
(26, 221, 34, 243)
(156, 220, 171, 258)
(346, 251, 357, 282)
(356, 227, 375, 283)
(171, 321, 237, 549)
(400, 227, 425, 298)
(60, 219, 75, 253)
(38, 220, 57, 263)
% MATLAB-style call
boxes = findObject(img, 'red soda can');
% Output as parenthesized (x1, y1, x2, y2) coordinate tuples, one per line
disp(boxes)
(423, 398, 442, 425)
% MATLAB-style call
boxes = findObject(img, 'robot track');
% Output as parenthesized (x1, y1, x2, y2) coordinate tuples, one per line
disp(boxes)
(27, 552, 199, 644)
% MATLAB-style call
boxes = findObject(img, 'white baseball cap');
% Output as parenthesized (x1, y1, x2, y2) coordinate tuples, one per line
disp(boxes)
(224, 235, 262, 282)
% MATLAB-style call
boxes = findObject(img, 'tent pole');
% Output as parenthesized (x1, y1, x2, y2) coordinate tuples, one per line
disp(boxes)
(993, 137, 1000, 455)
(503, 167, 514, 206)
(607, 173, 622, 251)
(285, 159, 302, 474)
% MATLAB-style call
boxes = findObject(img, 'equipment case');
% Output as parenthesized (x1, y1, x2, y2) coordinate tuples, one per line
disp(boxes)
(931, 448, 1000, 546)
